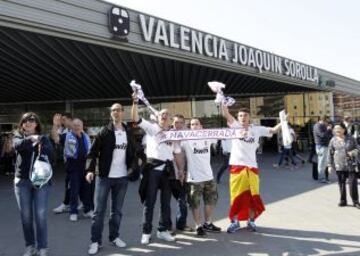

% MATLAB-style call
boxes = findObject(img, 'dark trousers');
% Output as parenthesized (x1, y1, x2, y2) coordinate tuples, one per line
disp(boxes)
(63, 174, 70, 205)
(337, 171, 359, 204)
(278, 148, 296, 166)
(2, 155, 14, 174)
(142, 170, 172, 234)
(68, 171, 92, 214)
(216, 153, 230, 183)
(91, 177, 128, 244)
(170, 180, 188, 230)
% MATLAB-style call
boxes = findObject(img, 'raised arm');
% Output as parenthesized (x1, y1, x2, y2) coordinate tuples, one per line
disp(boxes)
(131, 93, 140, 122)
(51, 113, 62, 144)
(269, 123, 282, 134)
(221, 104, 235, 125)
(174, 143, 186, 184)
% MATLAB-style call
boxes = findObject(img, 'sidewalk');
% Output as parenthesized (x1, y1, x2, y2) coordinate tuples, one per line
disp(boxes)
(0, 153, 359, 256)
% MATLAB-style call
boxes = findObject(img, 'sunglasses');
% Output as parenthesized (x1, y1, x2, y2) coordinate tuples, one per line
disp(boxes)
(22, 117, 36, 124)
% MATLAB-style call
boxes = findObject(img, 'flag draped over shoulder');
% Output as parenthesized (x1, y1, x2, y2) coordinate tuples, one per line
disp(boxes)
(229, 165, 265, 221)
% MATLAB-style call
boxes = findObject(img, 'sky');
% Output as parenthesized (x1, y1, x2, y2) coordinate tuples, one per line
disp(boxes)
(106, 0, 360, 81)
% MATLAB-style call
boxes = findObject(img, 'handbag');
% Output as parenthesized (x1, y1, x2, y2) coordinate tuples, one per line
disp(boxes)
(30, 143, 53, 188)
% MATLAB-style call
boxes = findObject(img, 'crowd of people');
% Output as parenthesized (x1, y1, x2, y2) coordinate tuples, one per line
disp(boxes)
(2, 98, 360, 256)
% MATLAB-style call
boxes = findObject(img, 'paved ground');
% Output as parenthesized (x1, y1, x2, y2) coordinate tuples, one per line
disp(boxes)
(1, 153, 360, 256)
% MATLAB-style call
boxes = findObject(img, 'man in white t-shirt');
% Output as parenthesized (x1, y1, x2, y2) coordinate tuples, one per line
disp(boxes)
(170, 114, 193, 232)
(175, 118, 221, 236)
(132, 99, 177, 245)
(222, 106, 281, 233)
(85, 103, 137, 255)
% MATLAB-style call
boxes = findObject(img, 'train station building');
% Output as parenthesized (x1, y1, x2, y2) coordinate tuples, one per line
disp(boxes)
(1, 0, 360, 148)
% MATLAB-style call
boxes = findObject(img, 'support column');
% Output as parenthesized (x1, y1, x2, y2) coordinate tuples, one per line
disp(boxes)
(191, 97, 196, 117)
(65, 101, 73, 114)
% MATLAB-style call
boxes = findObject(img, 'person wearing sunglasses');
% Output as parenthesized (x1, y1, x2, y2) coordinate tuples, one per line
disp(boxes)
(13, 112, 53, 256)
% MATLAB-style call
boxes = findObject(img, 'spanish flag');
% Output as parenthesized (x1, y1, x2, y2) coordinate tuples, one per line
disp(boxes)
(229, 165, 265, 221)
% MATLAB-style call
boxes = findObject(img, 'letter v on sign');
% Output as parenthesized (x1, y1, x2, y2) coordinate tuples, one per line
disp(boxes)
(139, 14, 154, 41)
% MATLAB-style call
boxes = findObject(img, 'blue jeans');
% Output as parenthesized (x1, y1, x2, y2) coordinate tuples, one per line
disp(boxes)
(176, 186, 188, 230)
(278, 148, 297, 166)
(14, 178, 50, 249)
(68, 171, 92, 214)
(91, 176, 128, 244)
(316, 145, 328, 182)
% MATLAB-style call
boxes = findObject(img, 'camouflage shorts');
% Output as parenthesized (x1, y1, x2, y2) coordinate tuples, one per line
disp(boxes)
(187, 180, 218, 209)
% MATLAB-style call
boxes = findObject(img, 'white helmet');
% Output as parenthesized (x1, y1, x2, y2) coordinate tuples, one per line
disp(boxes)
(31, 158, 53, 188)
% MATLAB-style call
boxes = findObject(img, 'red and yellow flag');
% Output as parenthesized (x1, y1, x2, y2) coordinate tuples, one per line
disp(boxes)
(229, 165, 265, 221)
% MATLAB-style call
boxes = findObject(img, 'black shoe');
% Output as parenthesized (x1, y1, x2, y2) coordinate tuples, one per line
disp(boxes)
(338, 202, 347, 207)
(196, 226, 207, 236)
(177, 225, 194, 232)
(203, 222, 221, 233)
(354, 203, 360, 209)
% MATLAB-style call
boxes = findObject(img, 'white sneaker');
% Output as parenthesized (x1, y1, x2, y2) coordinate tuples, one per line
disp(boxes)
(156, 230, 175, 242)
(53, 203, 69, 214)
(77, 202, 84, 211)
(88, 242, 100, 255)
(141, 234, 151, 245)
(83, 210, 94, 218)
(111, 237, 126, 248)
(23, 245, 37, 256)
(70, 214, 78, 221)
(38, 248, 49, 256)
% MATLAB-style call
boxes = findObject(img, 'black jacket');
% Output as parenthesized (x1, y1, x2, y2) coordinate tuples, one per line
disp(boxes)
(88, 122, 137, 179)
(13, 132, 53, 179)
(313, 122, 333, 146)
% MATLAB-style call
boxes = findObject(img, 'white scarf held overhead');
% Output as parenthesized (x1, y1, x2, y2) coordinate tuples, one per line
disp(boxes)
(279, 110, 292, 146)
(130, 80, 159, 116)
(208, 81, 235, 107)
(156, 127, 248, 143)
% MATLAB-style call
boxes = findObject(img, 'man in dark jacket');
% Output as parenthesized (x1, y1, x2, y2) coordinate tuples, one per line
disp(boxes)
(85, 103, 136, 255)
(313, 115, 333, 183)
(342, 116, 355, 137)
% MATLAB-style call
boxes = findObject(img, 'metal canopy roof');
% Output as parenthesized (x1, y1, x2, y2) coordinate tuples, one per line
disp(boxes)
(0, 0, 359, 104)
(0, 26, 316, 103)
